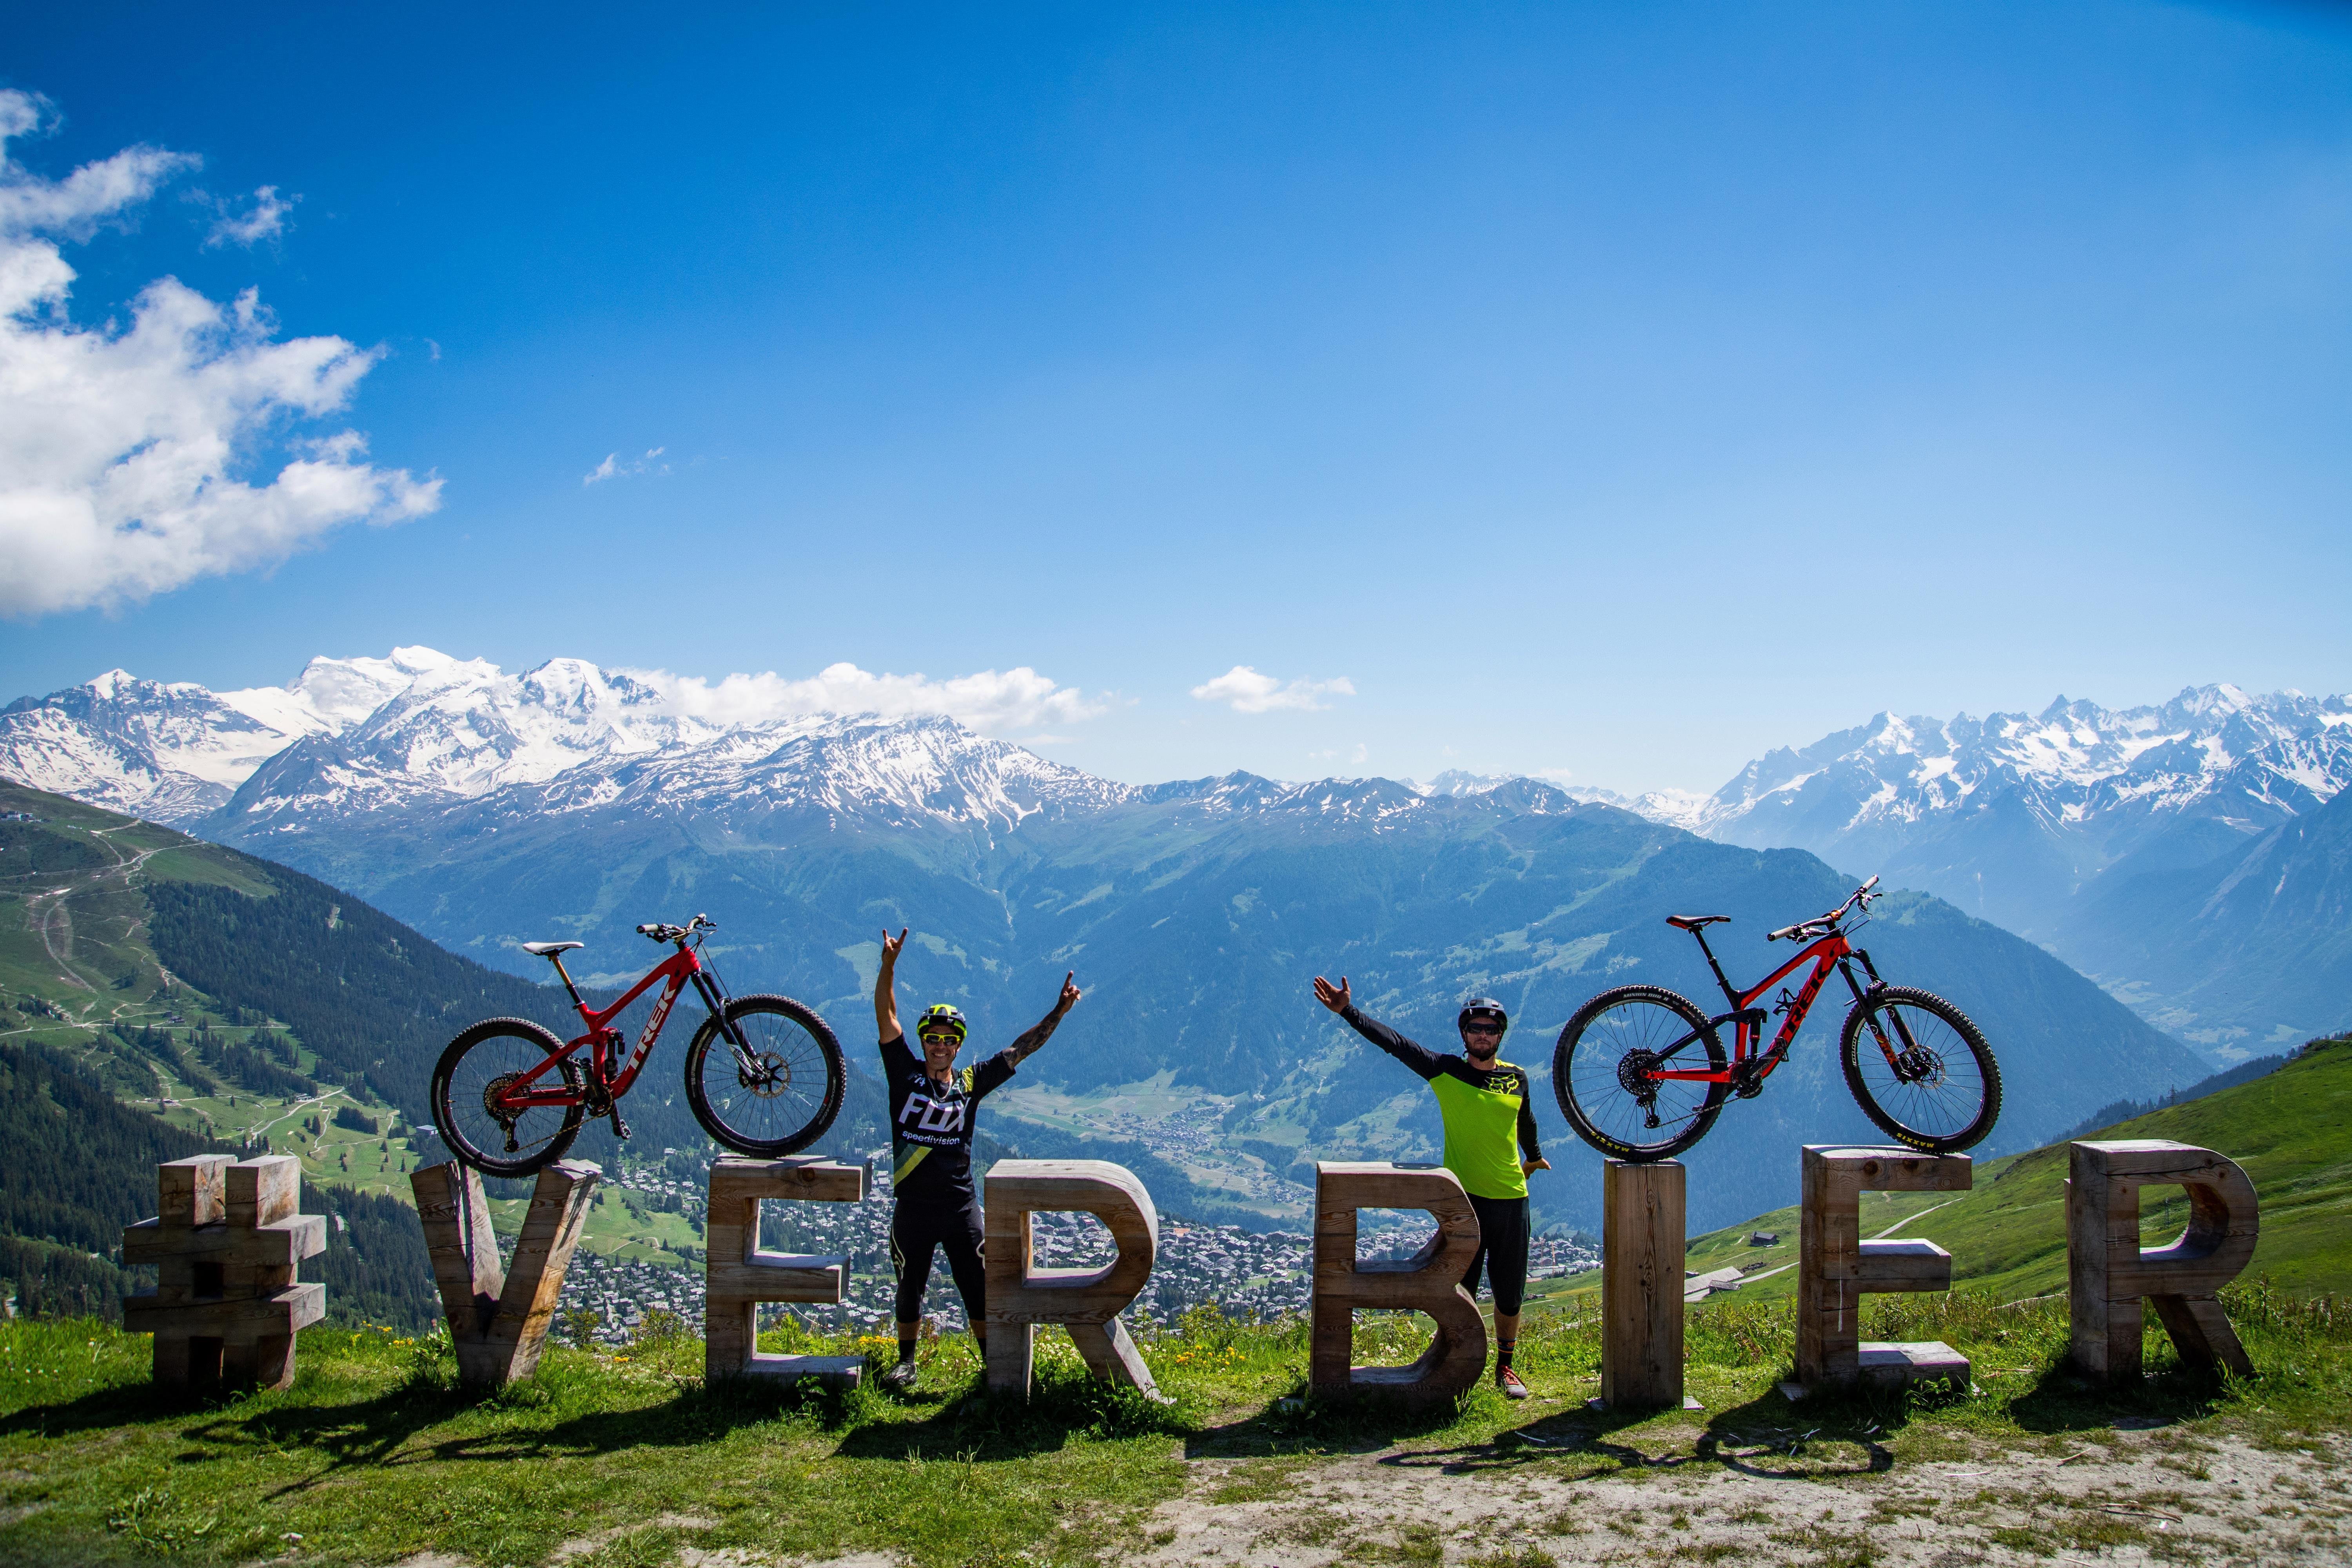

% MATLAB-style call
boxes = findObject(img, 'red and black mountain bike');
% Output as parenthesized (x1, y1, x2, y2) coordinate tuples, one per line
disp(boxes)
(1553, 877, 2001, 1162)
(429, 914, 845, 1177)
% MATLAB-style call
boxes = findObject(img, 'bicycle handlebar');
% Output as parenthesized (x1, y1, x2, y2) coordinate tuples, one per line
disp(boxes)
(636, 913, 716, 943)
(1767, 877, 1882, 942)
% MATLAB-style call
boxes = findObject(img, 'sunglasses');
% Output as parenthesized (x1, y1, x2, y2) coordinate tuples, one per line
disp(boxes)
(1462, 1021, 1504, 1036)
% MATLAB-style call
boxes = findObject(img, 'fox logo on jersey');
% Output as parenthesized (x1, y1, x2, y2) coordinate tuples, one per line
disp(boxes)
(896, 1065, 977, 1147)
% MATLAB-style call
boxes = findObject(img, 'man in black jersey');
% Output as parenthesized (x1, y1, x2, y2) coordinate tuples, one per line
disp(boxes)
(874, 927, 1079, 1394)
(1313, 978, 1550, 1397)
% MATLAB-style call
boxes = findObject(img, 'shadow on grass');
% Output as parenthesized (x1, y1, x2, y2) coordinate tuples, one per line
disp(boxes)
(1999, 1361, 2226, 1435)
(837, 1367, 1189, 1463)
(0, 1379, 221, 1441)
(1177, 1377, 1504, 1462)
(145, 1365, 866, 1494)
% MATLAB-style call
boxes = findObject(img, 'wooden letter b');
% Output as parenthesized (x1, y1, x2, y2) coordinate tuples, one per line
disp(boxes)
(1310, 1161, 1486, 1405)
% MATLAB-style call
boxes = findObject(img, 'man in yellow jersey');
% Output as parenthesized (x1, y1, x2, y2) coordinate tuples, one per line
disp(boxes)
(1312, 977, 1550, 1397)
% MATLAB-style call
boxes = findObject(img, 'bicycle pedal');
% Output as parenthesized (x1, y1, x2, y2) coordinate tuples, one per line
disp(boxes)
(608, 1108, 631, 1140)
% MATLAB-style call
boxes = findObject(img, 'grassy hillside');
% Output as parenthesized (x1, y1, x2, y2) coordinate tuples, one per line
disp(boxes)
(1676, 1031, 2352, 1305)
(0, 782, 845, 1327)
(0, 1270, 2346, 1566)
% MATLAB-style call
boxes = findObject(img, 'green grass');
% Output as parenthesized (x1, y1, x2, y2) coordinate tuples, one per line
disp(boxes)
(3, 1275, 2347, 1567)
(1681, 1033, 2352, 1305)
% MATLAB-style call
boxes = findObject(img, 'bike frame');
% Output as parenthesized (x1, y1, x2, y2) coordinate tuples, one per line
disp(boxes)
(496, 939, 739, 1112)
(1649, 926, 1896, 1087)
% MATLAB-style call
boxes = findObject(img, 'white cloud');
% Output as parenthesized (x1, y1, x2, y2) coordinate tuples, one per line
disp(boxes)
(0, 89, 438, 618)
(583, 446, 668, 485)
(199, 184, 295, 249)
(626, 662, 1108, 734)
(1190, 664, 1356, 713)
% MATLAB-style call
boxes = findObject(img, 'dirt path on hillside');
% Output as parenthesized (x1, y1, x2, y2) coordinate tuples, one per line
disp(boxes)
(1128, 1427, 2349, 1566)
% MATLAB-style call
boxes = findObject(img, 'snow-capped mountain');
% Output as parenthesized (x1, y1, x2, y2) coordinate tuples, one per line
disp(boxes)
(228, 705, 1138, 850)
(1411, 768, 1710, 826)
(6, 652, 2346, 1057)
(0, 651, 428, 823)
(1681, 686, 2352, 934)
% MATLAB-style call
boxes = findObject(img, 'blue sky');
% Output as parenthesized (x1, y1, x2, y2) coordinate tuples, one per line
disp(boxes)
(2, 2, 2348, 793)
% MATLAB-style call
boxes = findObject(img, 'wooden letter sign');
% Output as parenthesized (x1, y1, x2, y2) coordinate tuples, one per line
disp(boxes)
(1601, 1158, 1689, 1410)
(984, 1159, 1162, 1399)
(412, 1158, 598, 1387)
(123, 1154, 325, 1390)
(1309, 1161, 1486, 1405)
(704, 1156, 868, 1388)
(1792, 1145, 1973, 1397)
(2068, 1140, 2258, 1384)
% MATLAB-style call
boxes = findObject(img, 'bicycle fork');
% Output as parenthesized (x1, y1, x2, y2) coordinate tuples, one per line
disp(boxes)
(1840, 949, 1925, 1076)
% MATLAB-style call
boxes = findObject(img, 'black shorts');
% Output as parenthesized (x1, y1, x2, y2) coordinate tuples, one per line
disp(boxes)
(890, 1200, 986, 1329)
(1461, 1193, 1529, 1317)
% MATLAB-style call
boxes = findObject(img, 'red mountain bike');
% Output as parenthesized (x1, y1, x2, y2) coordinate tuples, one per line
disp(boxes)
(430, 914, 845, 1177)
(1553, 877, 2000, 1161)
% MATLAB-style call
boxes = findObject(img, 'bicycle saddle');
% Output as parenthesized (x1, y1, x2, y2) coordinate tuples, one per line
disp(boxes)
(521, 940, 585, 956)
(1664, 915, 1731, 931)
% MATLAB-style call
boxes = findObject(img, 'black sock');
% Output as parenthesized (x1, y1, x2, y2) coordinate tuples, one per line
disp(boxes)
(1496, 1344, 1515, 1372)
(897, 1336, 917, 1364)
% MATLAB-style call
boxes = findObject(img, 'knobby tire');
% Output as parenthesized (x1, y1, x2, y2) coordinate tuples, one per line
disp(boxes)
(1839, 985, 2002, 1153)
(430, 1017, 586, 1178)
(1555, 984, 1730, 1162)
(685, 993, 846, 1158)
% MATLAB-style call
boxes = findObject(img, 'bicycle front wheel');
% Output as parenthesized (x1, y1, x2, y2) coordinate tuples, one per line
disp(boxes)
(1839, 986, 2002, 1153)
(430, 1018, 586, 1177)
(685, 994, 845, 1158)
(1555, 985, 1730, 1161)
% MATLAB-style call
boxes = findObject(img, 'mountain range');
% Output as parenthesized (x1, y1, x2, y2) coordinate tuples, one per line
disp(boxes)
(0, 651, 2245, 1231)
(1332, 688, 2352, 1059)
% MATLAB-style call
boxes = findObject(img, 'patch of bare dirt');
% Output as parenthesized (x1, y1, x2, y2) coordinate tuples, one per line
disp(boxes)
(1123, 1428, 2351, 1565)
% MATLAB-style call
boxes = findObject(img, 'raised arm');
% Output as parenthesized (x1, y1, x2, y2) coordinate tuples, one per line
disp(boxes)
(1312, 974, 1443, 1080)
(1005, 971, 1081, 1066)
(875, 927, 907, 1040)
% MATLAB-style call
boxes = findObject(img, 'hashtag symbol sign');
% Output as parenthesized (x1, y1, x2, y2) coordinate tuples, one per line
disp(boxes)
(123, 1154, 326, 1391)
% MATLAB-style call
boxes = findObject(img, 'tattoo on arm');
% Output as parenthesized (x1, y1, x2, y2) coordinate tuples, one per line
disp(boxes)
(1003, 1008, 1065, 1065)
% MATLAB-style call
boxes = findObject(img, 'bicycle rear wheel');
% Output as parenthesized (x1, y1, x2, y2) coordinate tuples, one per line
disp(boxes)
(430, 1018, 586, 1177)
(1554, 985, 1730, 1161)
(1839, 986, 2001, 1153)
(685, 994, 845, 1158)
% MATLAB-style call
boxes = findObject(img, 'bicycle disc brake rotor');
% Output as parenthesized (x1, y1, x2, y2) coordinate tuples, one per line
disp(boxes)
(1893, 1045, 1946, 1084)
(736, 1051, 791, 1097)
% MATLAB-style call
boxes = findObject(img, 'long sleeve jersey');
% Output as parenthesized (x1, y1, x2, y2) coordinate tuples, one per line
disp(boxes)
(1340, 1004, 1543, 1200)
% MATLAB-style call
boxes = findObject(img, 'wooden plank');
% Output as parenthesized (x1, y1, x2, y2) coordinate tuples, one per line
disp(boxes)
(1601, 1159, 1684, 1410)
(1856, 1239, 1953, 1292)
(122, 1156, 329, 1391)
(982, 1159, 1162, 1399)
(2067, 1140, 2258, 1384)
(409, 1158, 601, 1387)
(410, 1161, 505, 1336)
(1307, 1161, 1486, 1406)
(1792, 1145, 1972, 1396)
(702, 1157, 864, 1390)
